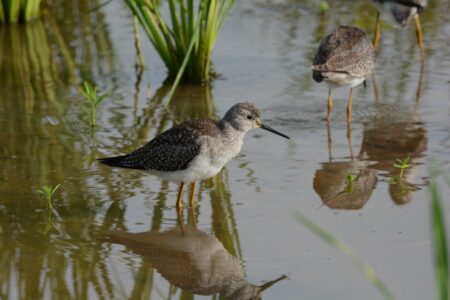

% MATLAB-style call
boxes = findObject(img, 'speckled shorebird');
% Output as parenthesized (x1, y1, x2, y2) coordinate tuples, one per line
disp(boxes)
(98, 102, 289, 209)
(371, 0, 426, 62)
(311, 25, 375, 125)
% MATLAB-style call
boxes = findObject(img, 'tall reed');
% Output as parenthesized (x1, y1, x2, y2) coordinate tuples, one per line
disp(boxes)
(0, 0, 43, 24)
(125, 0, 234, 83)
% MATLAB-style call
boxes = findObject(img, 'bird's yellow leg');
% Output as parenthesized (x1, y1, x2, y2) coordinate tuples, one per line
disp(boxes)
(327, 121, 333, 161)
(371, 72, 380, 102)
(176, 182, 185, 210)
(326, 89, 332, 123)
(414, 14, 425, 64)
(189, 182, 196, 207)
(347, 127, 354, 159)
(373, 11, 381, 50)
(347, 88, 353, 126)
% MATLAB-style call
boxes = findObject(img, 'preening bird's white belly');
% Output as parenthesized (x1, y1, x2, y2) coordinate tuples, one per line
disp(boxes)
(324, 73, 365, 89)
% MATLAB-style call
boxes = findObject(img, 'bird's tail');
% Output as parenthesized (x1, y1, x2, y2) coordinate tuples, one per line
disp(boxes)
(97, 155, 145, 170)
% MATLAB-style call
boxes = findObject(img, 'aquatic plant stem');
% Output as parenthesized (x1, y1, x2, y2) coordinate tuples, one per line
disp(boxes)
(133, 16, 145, 69)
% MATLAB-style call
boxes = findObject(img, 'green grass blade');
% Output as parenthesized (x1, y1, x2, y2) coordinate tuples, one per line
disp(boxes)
(293, 212, 396, 300)
(163, 13, 202, 106)
(9, 0, 21, 23)
(0, 2, 5, 24)
(430, 178, 449, 300)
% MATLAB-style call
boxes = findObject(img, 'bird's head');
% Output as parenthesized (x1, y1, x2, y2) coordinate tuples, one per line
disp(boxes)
(223, 102, 289, 139)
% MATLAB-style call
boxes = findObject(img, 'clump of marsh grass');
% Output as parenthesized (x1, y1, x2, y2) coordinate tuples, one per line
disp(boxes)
(126, 0, 234, 85)
(79, 81, 107, 127)
(0, 0, 43, 24)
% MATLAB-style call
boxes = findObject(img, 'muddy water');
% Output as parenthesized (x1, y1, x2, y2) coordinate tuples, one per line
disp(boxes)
(1, 0, 450, 299)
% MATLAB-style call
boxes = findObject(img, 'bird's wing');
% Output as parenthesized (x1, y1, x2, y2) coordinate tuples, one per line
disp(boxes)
(102, 119, 220, 172)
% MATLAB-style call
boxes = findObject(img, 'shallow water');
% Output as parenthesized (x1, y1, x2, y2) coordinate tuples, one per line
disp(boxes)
(1, 0, 450, 299)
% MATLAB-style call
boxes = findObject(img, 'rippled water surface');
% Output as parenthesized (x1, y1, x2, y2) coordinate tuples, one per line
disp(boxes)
(1, 0, 450, 299)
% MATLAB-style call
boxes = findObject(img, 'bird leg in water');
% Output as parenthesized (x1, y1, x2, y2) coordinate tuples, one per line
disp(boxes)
(176, 182, 185, 209)
(347, 127, 354, 159)
(327, 89, 333, 122)
(415, 14, 425, 64)
(371, 72, 380, 101)
(347, 87, 353, 126)
(373, 11, 381, 50)
(189, 182, 196, 207)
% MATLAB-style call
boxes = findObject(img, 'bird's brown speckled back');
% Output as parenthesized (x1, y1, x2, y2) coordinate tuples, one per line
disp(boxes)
(312, 26, 375, 83)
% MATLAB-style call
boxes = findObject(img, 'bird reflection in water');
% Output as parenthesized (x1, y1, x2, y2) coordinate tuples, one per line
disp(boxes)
(103, 219, 287, 299)
(359, 112, 427, 205)
(314, 126, 378, 210)
(315, 103, 427, 209)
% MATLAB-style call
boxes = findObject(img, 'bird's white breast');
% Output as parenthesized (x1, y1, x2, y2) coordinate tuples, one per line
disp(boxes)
(152, 130, 245, 184)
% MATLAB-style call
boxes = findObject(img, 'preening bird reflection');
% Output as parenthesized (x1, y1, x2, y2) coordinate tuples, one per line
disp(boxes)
(314, 161, 378, 210)
(314, 126, 377, 210)
(315, 103, 428, 209)
(103, 225, 287, 299)
(359, 110, 428, 205)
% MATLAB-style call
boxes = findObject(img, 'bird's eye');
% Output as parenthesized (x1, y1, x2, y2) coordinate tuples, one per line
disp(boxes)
(247, 115, 253, 120)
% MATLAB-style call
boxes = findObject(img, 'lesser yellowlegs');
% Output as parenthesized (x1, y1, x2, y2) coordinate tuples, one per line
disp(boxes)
(98, 102, 289, 209)
(311, 25, 375, 125)
(371, 0, 426, 62)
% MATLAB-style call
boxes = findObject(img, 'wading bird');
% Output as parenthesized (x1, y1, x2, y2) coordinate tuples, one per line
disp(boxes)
(98, 102, 289, 209)
(312, 26, 375, 125)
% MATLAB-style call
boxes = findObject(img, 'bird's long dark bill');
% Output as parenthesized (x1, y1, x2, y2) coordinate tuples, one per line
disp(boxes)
(260, 124, 290, 139)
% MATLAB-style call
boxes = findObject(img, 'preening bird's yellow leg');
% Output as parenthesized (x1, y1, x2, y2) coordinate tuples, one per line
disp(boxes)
(176, 182, 185, 210)
(326, 89, 333, 123)
(415, 14, 425, 64)
(347, 88, 353, 126)
(189, 182, 196, 207)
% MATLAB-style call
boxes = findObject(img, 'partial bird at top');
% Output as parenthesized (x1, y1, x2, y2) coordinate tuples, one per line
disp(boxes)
(370, 0, 427, 62)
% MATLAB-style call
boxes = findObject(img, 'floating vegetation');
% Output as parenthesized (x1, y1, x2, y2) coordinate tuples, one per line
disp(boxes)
(37, 184, 61, 211)
(125, 0, 235, 84)
(79, 81, 107, 127)
(386, 157, 411, 184)
(0, 0, 43, 24)
(319, 1, 329, 14)
(346, 174, 357, 192)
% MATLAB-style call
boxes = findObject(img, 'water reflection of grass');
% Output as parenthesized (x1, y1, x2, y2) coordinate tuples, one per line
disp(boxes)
(0, 2, 125, 299)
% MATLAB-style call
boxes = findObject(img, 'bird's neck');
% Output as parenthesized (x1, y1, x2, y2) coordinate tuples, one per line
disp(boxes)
(218, 120, 247, 143)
